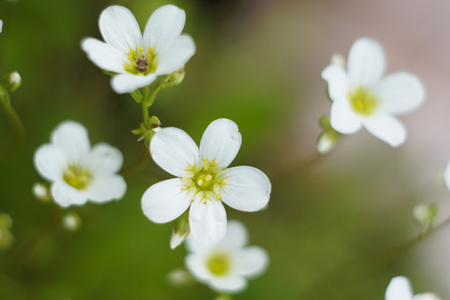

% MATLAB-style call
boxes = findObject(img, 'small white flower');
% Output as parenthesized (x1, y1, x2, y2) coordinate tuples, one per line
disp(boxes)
(141, 118, 271, 244)
(0, 19, 3, 33)
(385, 276, 441, 300)
(81, 5, 196, 94)
(322, 37, 425, 147)
(185, 220, 269, 294)
(34, 121, 127, 207)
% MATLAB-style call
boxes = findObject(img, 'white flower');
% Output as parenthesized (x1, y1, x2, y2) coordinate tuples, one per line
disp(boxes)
(34, 121, 127, 207)
(385, 276, 441, 300)
(0, 19, 3, 33)
(321, 37, 425, 147)
(141, 118, 271, 244)
(81, 5, 196, 94)
(185, 220, 269, 294)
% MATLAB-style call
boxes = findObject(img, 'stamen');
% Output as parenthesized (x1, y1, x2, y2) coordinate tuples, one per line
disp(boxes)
(197, 179, 204, 186)
(149, 48, 154, 55)
(216, 194, 222, 200)
(205, 175, 212, 181)
(188, 165, 194, 170)
(138, 47, 144, 52)
(130, 49, 136, 55)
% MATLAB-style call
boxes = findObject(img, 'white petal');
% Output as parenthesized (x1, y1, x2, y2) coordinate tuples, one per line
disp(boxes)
(189, 197, 227, 244)
(34, 145, 66, 181)
(185, 231, 211, 254)
(110, 73, 157, 94)
(99, 5, 142, 54)
(375, 72, 426, 115)
(362, 113, 406, 147)
(234, 246, 269, 278)
(85, 175, 126, 203)
(155, 35, 196, 75)
(209, 275, 247, 294)
(347, 38, 385, 88)
(51, 181, 88, 208)
(141, 178, 192, 223)
(81, 38, 126, 73)
(143, 4, 186, 52)
(413, 293, 441, 300)
(385, 276, 414, 300)
(199, 119, 242, 169)
(443, 161, 450, 192)
(330, 99, 362, 134)
(89, 143, 124, 175)
(185, 254, 212, 281)
(51, 121, 90, 162)
(321, 65, 349, 101)
(216, 220, 248, 250)
(150, 127, 200, 177)
(0, 19, 3, 33)
(218, 166, 271, 212)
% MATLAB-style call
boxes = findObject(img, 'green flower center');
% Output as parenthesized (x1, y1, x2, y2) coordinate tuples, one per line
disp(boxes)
(183, 159, 226, 201)
(349, 86, 378, 116)
(206, 251, 231, 276)
(63, 164, 93, 190)
(123, 47, 158, 75)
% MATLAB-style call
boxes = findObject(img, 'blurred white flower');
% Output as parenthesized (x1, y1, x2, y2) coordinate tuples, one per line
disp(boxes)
(322, 37, 425, 147)
(0, 20, 3, 33)
(442, 161, 450, 192)
(81, 5, 196, 94)
(385, 276, 441, 300)
(185, 220, 269, 294)
(141, 118, 271, 244)
(34, 121, 127, 207)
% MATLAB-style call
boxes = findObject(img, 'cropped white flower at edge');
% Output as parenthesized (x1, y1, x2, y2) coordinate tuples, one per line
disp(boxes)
(141, 118, 271, 244)
(385, 276, 441, 300)
(81, 5, 196, 94)
(321, 37, 425, 147)
(34, 121, 127, 207)
(185, 220, 269, 294)
(0, 19, 3, 33)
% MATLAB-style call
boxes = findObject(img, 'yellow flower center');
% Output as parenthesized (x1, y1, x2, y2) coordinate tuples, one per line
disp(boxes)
(348, 86, 378, 116)
(206, 251, 231, 276)
(63, 164, 93, 190)
(123, 48, 158, 75)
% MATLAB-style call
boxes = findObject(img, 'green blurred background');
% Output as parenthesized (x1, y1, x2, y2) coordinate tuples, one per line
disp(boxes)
(1, 0, 449, 299)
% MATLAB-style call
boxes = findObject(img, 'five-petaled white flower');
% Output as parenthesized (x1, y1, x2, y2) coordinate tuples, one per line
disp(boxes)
(34, 121, 127, 207)
(385, 276, 441, 300)
(185, 220, 269, 293)
(141, 118, 271, 244)
(321, 37, 425, 147)
(81, 5, 196, 94)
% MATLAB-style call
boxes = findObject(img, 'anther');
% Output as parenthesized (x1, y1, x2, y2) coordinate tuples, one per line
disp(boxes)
(216, 194, 222, 200)
(205, 175, 212, 181)
(138, 47, 144, 52)
(197, 179, 204, 186)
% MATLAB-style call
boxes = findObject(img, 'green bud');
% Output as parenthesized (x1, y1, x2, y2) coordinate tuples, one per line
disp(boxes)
(413, 203, 438, 225)
(3, 71, 21, 93)
(0, 228, 14, 251)
(62, 211, 82, 232)
(170, 211, 190, 249)
(0, 212, 12, 230)
(161, 68, 185, 89)
(317, 116, 341, 155)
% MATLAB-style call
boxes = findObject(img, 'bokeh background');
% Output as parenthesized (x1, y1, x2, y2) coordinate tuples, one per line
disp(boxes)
(1, 0, 450, 299)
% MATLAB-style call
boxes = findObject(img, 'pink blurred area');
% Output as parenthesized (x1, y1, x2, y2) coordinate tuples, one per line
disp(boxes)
(233, 0, 450, 296)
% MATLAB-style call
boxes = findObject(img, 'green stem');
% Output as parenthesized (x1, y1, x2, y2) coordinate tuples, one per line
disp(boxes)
(130, 90, 142, 103)
(0, 99, 25, 168)
(140, 82, 162, 124)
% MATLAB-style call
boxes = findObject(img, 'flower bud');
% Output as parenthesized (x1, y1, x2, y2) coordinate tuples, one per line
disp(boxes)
(62, 212, 82, 232)
(170, 212, 190, 250)
(3, 71, 22, 93)
(166, 269, 193, 287)
(0, 212, 12, 230)
(330, 53, 346, 69)
(317, 116, 340, 154)
(161, 68, 185, 89)
(413, 203, 438, 225)
(32, 182, 51, 202)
